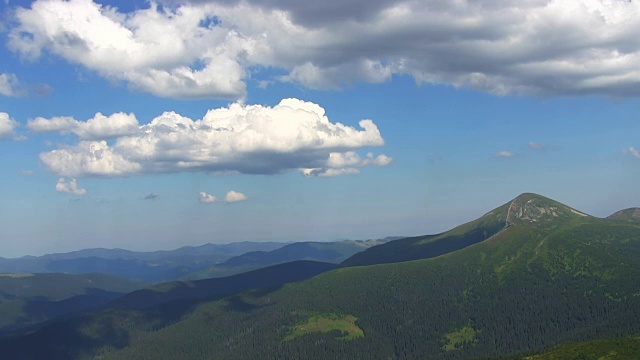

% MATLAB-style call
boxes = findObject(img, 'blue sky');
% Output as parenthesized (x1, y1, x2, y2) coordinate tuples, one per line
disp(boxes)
(1, 0, 639, 257)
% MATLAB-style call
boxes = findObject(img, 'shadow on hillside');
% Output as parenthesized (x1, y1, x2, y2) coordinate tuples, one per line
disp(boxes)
(0, 289, 125, 337)
(0, 284, 285, 359)
(0, 261, 338, 359)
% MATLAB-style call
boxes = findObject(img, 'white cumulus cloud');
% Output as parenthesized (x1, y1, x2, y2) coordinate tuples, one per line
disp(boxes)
(224, 190, 247, 203)
(28, 112, 139, 139)
(0, 112, 19, 139)
(55, 178, 87, 196)
(10, 0, 640, 98)
(0, 73, 22, 97)
(199, 192, 217, 203)
(38, 98, 386, 178)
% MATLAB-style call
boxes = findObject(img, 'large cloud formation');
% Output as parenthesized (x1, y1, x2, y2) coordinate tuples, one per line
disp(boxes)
(37, 98, 390, 177)
(9, 0, 640, 99)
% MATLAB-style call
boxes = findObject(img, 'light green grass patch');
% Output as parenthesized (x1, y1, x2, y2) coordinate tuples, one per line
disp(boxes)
(284, 313, 364, 341)
(441, 321, 478, 351)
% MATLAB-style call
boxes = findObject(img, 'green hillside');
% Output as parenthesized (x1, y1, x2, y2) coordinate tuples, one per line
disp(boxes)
(2, 193, 640, 359)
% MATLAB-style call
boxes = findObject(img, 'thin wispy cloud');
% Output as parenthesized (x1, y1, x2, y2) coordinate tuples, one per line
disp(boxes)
(528, 141, 560, 151)
(626, 147, 640, 159)
(0, 73, 51, 97)
(495, 151, 514, 158)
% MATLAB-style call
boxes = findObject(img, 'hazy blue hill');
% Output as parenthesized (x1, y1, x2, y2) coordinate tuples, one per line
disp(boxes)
(0, 241, 289, 283)
(607, 208, 640, 223)
(36, 242, 288, 261)
(2, 193, 639, 360)
(108, 260, 338, 310)
(186, 240, 389, 280)
(0, 273, 145, 335)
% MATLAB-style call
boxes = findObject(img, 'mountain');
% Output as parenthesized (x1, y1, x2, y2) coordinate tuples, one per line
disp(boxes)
(343, 193, 591, 267)
(185, 240, 390, 280)
(0, 242, 288, 283)
(607, 208, 640, 223)
(0, 273, 145, 335)
(2, 193, 639, 359)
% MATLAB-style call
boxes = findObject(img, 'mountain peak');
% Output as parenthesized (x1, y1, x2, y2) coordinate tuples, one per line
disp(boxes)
(505, 193, 590, 227)
(607, 208, 640, 222)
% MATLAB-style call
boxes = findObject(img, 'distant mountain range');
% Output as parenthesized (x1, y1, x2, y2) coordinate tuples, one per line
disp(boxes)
(0, 239, 396, 283)
(184, 239, 395, 280)
(1, 193, 639, 359)
(0, 242, 289, 283)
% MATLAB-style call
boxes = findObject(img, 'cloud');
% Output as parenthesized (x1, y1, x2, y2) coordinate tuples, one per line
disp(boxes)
(495, 151, 514, 158)
(0, 112, 19, 139)
(38, 98, 387, 178)
(18, 170, 34, 176)
(300, 167, 360, 177)
(10, 0, 640, 98)
(0, 73, 51, 97)
(224, 190, 247, 203)
(28, 112, 139, 139)
(199, 192, 218, 203)
(143, 192, 159, 200)
(301, 151, 392, 177)
(9, 0, 248, 99)
(0, 73, 21, 96)
(528, 141, 546, 150)
(626, 147, 640, 159)
(55, 178, 87, 196)
(40, 141, 142, 177)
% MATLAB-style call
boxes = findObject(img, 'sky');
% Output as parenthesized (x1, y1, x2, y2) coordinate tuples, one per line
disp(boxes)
(1, 0, 639, 257)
